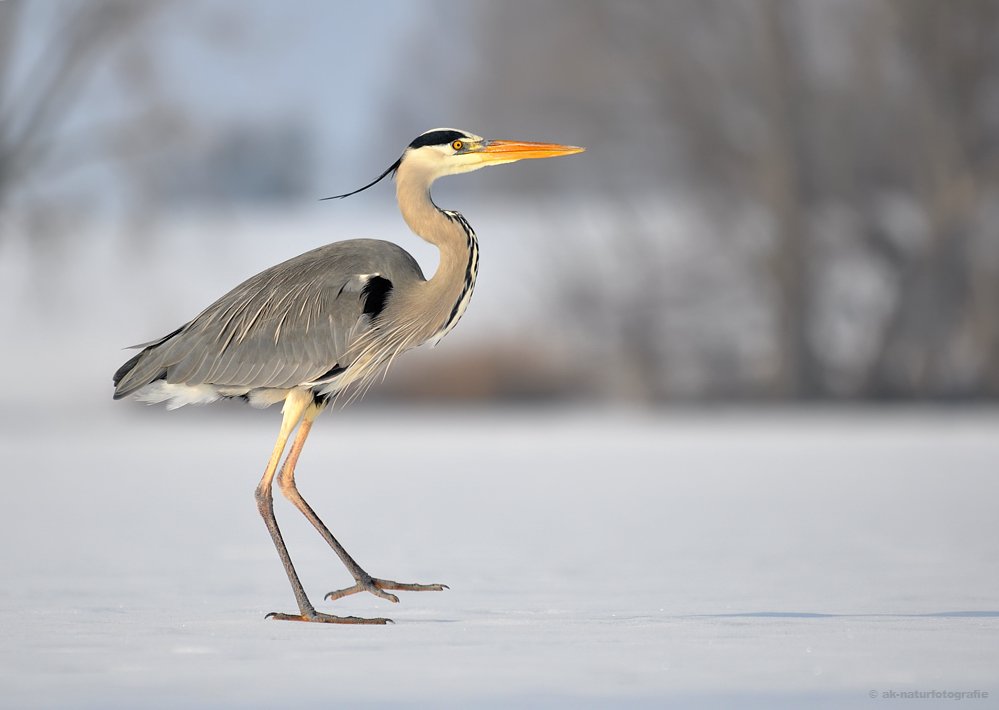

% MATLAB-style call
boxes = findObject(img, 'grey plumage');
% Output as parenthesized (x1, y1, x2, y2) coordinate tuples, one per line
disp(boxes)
(113, 239, 425, 401)
(112, 128, 583, 624)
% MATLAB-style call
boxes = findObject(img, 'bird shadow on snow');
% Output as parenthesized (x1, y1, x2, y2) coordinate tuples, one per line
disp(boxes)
(699, 611, 999, 618)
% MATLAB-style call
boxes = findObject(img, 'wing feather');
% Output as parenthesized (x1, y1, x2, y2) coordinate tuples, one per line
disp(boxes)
(113, 240, 425, 399)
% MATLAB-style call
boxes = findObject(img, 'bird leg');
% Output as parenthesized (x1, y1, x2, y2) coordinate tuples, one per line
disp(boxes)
(275, 402, 447, 609)
(255, 389, 387, 624)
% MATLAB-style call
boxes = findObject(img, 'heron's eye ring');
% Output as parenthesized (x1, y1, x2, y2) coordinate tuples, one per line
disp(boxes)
(452, 140, 463, 151)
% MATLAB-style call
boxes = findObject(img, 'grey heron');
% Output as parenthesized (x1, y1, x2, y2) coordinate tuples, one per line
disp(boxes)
(112, 128, 584, 624)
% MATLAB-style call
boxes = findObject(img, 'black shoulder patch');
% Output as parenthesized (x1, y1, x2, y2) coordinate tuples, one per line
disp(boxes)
(361, 275, 393, 319)
(408, 129, 467, 150)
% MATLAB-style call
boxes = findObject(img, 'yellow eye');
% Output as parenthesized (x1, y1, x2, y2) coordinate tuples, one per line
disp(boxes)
(452, 140, 463, 151)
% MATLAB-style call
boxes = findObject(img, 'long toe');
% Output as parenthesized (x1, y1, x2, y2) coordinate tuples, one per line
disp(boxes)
(325, 577, 447, 603)
(372, 578, 448, 593)
(325, 581, 399, 603)
(266, 611, 391, 625)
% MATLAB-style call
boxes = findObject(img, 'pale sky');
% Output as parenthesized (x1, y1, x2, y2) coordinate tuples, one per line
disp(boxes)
(155, 0, 423, 189)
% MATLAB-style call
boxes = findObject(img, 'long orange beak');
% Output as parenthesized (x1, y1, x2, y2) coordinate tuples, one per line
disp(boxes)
(475, 140, 585, 164)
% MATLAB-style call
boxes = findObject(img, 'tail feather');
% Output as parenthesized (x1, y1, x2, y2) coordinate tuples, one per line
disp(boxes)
(113, 324, 190, 399)
(112, 349, 167, 399)
(112, 352, 143, 390)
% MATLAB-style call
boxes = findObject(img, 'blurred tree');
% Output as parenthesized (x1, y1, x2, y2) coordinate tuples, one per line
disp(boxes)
(150, 121, 315, 210)
(0, 0, 186, 252)
(856, 0, 999, 398)
(394, 0, 999, 400)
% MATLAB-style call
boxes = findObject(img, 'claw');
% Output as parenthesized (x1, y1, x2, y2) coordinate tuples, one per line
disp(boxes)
(266, 611, 392, 625)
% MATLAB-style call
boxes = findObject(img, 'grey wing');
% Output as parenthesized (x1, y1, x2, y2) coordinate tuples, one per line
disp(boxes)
(113, 240, 423, 399)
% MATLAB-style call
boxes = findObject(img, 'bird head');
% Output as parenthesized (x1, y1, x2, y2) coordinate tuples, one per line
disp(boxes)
(402, 128, 585, 177)
(324, 128, 584, 199)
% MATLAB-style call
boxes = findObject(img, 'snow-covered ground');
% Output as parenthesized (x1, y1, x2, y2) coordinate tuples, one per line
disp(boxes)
(1, 403, 996, 709)
(1, 213, 996, 707)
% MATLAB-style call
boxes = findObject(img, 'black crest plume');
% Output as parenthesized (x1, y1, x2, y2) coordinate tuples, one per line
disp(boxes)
(321, 156, 403, 200)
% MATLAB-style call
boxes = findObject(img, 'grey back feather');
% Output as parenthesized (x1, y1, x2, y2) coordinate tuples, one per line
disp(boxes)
(113, 239, 425, 399)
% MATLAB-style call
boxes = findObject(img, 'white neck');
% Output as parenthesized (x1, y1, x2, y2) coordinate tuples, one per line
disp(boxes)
(393, 157, 479, 342)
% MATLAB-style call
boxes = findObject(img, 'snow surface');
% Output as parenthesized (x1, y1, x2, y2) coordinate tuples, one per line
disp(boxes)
(0, 403, 996, 709)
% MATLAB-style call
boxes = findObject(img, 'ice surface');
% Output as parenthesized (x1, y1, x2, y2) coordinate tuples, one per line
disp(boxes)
(0, 404, 996, 709)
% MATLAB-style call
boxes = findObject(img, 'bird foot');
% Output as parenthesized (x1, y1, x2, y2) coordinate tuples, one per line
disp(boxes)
(325, 576, 448, 603)
(266, 610, 391, 625)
